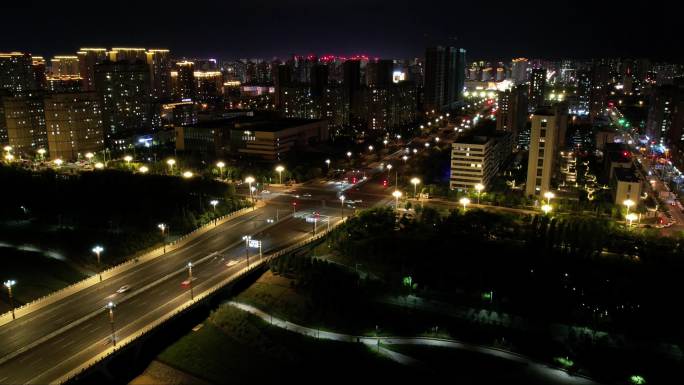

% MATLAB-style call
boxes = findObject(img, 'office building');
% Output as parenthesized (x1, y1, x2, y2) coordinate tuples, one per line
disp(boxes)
(525, 106, 564, 196)
(496, 85, 528, 146)
(343, 60, 362, 124)
(31, 56, 47, 90)
(176, 116, 329, 160)
(646, 84, 684, 145)
(424, 46, 466, 111)
(94, 60, 152, 137)
(77, 48, 107, 91)
(44, 92, 104, 160)
(450, 129, 512, 190)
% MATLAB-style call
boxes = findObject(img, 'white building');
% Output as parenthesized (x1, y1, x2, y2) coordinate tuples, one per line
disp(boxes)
(450, 131, 512, 190)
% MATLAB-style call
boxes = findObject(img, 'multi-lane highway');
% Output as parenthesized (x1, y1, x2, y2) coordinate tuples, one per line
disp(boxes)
(0, 160, 398, 384)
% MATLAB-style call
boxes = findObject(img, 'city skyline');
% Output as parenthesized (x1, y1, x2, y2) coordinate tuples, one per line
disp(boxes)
(1, 0, 683, 61)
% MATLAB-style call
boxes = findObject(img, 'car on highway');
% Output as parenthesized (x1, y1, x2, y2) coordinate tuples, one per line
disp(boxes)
(302, 193, 312, 198)
(181, 277, 197, 287)
(261, 190, 270, 194)
(116, 285, 130, 294)
(226, 260, 239, 267)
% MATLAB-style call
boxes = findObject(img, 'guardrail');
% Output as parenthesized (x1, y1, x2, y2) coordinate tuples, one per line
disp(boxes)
(53, 217, 345, 385)
(0, 202, 262, 327)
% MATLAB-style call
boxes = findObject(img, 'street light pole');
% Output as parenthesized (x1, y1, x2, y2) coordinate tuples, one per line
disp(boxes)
(158, 223, 167, 253)
(339, 195, 345, 218)
(187, 262, 194, 300)
(92, 246, 104, 282)
(276, 165, 284, 185)
(243, 236, 251, 268)
(4, 280, 16, 320)
(106, 301, 116, 346)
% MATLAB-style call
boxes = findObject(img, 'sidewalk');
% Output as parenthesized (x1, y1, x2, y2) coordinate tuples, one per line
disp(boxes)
(228, 301, 598, 385)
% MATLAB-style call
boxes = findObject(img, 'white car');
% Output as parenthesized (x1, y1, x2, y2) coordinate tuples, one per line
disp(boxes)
(302, 193, 312, 198)
(116, 285, 130, 294)
(261, 190, 270, 194)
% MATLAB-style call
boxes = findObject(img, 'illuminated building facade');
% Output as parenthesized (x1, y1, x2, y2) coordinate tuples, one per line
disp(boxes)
(44, 92, 104, 160)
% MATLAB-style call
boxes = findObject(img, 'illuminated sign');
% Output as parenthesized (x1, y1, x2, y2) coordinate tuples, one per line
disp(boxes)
(248, 240, 261, 248)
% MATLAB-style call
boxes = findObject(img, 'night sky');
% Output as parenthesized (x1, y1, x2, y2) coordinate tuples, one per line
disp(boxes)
(1, 0, 682, 61)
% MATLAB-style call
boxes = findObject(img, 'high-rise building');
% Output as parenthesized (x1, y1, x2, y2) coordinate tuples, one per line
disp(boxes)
(343, 60, 362, 124)
(2, 93, 47, 154)
(646, 84, 684, 146)
(511, 58, 529, 85)
(310, 64, 329, 99)
(366, 60, 393, 88)
(46, 76, 83, 93)
(528, 68, 546, 110)
(146, 49, 172, 99)
(172, 61, 195, 100)
(590, 62, 611, 120)
(77, 48, 107, 92)
(0, 52, 37, 94)
(94, 60, 152, 137)
(31, 56, 47, 90)
(525, 106, 566, 196)
(496, 84, 528, 146)
(575, 69, 592, 116)
(44, 92, 104, 160)
(194, 70, 223, 102)
(450, 130, 512, 190)
(50, 56, 79, 76)
(274, 64, 292, 109)
(109, 48, 147, 63)
(423, 46, 466, 111)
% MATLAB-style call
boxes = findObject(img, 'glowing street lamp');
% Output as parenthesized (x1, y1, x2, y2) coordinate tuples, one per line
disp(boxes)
(94, 162, 104, 170)
(459, 197, 471, 211)
(210, 199, 218, 211)
(626, 212, 638, 227)
(92, 245, 104, 282)
(339, 195, 345, 218)
(4, 153, 14, 162)
(325, 159, 331, 169)
(475, 183, 485, 204)
(3, 145, 12, 153)
(158, 223, 168, 252)
(541, 204, 552, 215)
(245, 176, 255, 205)
(106, 301, 117, 346)
(182, 171, 193, 178)
(186, 262, 194, 300)
(402, 155, 408, 163)
(386, 164, 393, 181)
(216, 161, 225, 178)
(346, 151, 352, 159)
(54, 158, 63, 167)
(275, 165, 285, 184)
(37, 148, 46, 159)
(4, 280, 16, 320)
(368, 145, 374, 152)
(544, 191, 555, 205)
(85, 152, 94, 162)
(166, 158, 176, 174)
(392, 190, 402, 209)
(139, 165, 149, 174)
(411, 177, 421, 198)
(623, 199, 635, 215)
(123, 155, 133, 164)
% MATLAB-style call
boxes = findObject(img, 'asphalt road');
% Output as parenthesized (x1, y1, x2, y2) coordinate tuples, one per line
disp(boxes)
(0, 169, 391, 384)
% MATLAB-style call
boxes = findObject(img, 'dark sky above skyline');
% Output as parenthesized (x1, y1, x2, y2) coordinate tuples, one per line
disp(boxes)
(1, 0, 682, 62)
